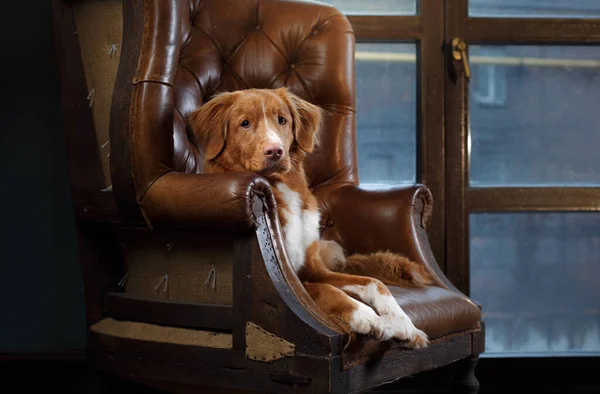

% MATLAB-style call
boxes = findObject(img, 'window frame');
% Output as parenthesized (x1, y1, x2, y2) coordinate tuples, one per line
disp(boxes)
(344, 0, 600, 386)
(444, 0, 600, 378)
(445, 0, 600, 294)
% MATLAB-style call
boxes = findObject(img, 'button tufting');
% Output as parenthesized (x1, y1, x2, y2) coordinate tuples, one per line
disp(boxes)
(312, 30, 318, 35)
(290, 64, 296, 69)
(327, 219, 334, 227)
(256, 25, 261, 30)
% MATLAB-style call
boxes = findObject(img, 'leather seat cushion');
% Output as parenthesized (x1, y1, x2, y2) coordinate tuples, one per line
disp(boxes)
(341, 285, 482, 369)
(392, 285, 482, 339)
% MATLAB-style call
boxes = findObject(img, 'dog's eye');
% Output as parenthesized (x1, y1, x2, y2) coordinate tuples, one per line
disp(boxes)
(278, 116, 287, 125)
(240, 120, 250, 128)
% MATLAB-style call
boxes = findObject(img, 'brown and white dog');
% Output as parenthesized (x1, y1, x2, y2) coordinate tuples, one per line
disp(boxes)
(189, 88, 434, 348)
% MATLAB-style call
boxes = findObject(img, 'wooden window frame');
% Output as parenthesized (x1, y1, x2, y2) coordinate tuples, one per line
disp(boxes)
(445, 0, 600, 295)
(445, 0, 600, 388)
(348, 0, 600, 389)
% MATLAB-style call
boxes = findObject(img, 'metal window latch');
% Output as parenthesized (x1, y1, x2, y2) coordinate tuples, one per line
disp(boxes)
(452, 37, 471, 80)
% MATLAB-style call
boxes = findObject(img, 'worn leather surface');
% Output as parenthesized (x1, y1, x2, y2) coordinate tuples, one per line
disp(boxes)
(142, 171, 273, 230)
(318, 184, 482, 337)
(317, 184, 443, 282)
(317, 184, 434, 259)
(395, 285, 481, 339)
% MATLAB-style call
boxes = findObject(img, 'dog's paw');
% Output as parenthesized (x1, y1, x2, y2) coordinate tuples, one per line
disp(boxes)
(372, 318, 395, 341)
(404, 328, 429, 349)
(349, 303, 394, 341)
(384, 314, 429, 348)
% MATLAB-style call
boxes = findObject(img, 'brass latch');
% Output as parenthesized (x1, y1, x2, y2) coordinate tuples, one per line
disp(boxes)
(452, 37, 471, 80)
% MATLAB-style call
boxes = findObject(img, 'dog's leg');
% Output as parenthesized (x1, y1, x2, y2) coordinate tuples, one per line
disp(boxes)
(305, 241, 427, 347)
(303, 282, 394, 340)
(317, 241, 434, 287)
(314, 272, 428, 349)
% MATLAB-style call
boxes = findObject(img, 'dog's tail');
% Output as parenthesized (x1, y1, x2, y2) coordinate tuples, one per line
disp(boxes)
(315, 240, 435, 287)
(343, 251, 435, 287)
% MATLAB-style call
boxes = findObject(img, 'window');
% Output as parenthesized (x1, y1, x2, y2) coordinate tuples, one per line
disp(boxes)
(335, 0, 600, 377)
(445, 1, 600, 360)
(470, 45, 600, 186)
(470, 0, 600, 18)
(355, 43, 417, 186)
(319, 0, 416, 15)
(470, 213, 600, 355)
(470, 47, 507, 107)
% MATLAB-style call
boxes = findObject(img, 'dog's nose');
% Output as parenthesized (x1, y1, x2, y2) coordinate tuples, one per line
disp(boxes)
(263, 143, 285, 161)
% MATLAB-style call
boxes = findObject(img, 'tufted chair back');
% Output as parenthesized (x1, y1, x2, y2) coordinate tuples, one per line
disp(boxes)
(110, 0, 356, 223)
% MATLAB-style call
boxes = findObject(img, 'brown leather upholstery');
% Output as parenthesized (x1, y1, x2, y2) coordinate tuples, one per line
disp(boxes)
(318, 184, 482, 338)
(111, 0, 355, 229)
(397, 286, 481, 339)
(318, 184, 437, 269)
(111, 0, 480, 347)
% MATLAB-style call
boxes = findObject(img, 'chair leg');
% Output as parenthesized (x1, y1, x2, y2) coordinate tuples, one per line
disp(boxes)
(448, 356, 480, 394)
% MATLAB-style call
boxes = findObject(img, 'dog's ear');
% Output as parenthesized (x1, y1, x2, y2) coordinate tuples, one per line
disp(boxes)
(277, 88, 323, 153)
(187, 92, 234, 161)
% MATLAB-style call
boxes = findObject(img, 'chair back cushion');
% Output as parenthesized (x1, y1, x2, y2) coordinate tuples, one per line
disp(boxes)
(111, 0, 356, 216)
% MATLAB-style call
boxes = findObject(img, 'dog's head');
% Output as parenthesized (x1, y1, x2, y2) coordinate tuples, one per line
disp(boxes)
(188, 88, 322, 176)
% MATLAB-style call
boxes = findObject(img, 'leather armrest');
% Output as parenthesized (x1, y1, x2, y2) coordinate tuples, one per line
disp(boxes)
(317, 184, 458, 291)
(317, 183, 433, 255)
(140, 171, 274, 231)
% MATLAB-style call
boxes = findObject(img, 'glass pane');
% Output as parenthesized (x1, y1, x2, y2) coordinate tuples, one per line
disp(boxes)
(469, 46, 600, 186)
(470, 0, 600, 18)
(318, 0, 416, 15)
(355, 43, 416, 187)
(470, 213, 600, 356)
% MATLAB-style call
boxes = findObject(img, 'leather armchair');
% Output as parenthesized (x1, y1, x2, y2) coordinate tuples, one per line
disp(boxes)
(52, 0, 484, 393)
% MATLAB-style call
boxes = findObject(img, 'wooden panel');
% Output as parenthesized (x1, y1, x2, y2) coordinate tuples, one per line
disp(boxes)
(232, 232, 254, 351)
(105, 292, 233, 330)
(464, 17, 600, 43)
(444, 0, 470, 295)
(348, 333, 474, 393)
(89, 332, 296, 393)
(109, 0, 146, 223)
(348, 15, 421, 41)
(417, 0, 446, 267)
(467, 187, 600, 212)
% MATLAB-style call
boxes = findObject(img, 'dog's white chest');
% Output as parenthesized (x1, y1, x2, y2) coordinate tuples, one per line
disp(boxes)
(275, 183, 320, 273)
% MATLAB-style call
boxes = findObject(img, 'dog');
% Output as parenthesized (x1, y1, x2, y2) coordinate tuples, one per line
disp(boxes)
(189, 88, 434, 348)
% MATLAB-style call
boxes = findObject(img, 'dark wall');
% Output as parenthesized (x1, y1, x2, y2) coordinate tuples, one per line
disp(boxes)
(0, 1, 86, 352)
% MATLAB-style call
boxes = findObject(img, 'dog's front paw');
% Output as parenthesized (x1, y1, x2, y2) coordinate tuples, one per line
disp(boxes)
(349, 303, 394, 341)
(385, 314, 429, 348)
(404, 328, 429, 349)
